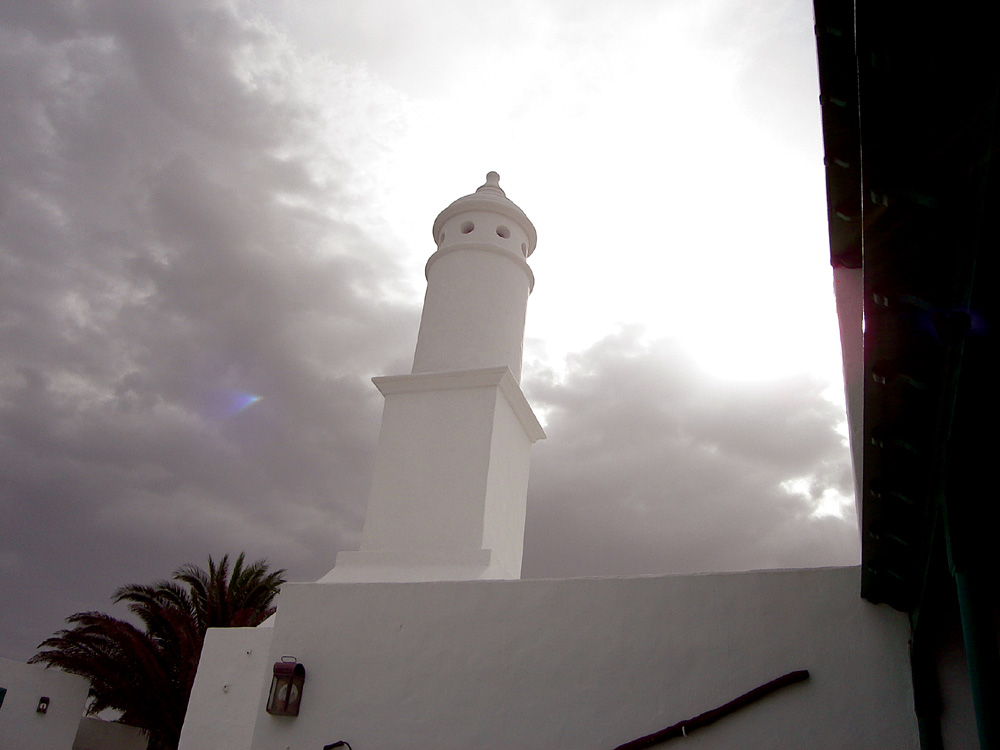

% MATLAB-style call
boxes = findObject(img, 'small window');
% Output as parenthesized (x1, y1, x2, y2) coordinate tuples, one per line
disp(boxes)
(460, 221, 474, 234)
(496, 225, 510, 239)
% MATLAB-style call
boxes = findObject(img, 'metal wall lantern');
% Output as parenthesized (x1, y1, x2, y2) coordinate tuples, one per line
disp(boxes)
(266, 656, 305, 716)
(37, 696, 49, 714)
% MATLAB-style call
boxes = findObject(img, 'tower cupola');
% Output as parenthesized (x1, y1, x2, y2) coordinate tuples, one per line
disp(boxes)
(413, 172, 538, 382)
(431, 170, 537, 259)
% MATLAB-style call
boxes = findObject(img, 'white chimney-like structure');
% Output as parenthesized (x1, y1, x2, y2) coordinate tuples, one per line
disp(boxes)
(321, 172, 544, 583)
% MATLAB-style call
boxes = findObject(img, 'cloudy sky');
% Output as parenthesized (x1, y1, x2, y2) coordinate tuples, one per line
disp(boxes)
(0, 0, 858, 661)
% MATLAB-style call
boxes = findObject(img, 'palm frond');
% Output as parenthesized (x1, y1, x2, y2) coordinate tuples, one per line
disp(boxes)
(31, 552, 285, 750)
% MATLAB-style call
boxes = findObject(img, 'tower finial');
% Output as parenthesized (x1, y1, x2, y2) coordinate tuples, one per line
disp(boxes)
(477, 171, 505, 197)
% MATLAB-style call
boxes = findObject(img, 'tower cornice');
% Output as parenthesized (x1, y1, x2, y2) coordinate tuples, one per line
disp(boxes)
(423, 242, 535, 291)
(373, 366, 546, 442)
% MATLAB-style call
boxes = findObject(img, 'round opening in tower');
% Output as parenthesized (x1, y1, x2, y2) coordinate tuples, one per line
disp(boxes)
(496, 225, 510, 239)
(460, 221, 474, 234)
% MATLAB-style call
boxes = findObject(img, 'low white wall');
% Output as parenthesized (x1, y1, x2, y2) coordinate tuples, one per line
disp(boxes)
(0, 658, 90, 750)
(234, 566, 916, 750)
(73, 716, 148, 750)
(177, 626, 274, 750)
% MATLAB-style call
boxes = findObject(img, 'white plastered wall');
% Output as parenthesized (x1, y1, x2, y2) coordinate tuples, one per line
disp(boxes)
(73, 716, 149, 750)
(177, 626, 274, 750)
(479, 382, 534, 577)
(321, 367, 543, 583)
(358, 381, 497, 552)
(209, 566, 919, 750)
(0, 658, 90, 750)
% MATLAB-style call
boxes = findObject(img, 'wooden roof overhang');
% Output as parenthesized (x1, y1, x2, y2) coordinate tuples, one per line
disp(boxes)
(813, 0, 1000, 613)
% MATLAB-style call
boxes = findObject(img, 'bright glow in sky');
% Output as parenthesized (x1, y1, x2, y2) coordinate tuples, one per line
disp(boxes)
(254, 0, 842, 390)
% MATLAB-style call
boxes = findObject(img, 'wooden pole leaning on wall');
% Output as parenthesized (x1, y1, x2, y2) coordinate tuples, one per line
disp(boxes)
(613, 669, 810, 750)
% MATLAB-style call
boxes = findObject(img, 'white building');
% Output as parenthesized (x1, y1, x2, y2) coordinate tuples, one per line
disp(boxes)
(0, 658, 150, 750)
(178, 173, 918, 750)
(0, 658, 90, 750)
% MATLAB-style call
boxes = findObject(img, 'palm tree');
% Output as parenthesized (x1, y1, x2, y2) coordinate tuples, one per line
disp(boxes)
(172, 553, 286, 632)
(30, 553, 285, 750)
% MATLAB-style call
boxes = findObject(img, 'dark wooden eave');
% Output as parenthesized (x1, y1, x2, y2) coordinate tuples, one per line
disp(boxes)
(814, 0, 1000, 612)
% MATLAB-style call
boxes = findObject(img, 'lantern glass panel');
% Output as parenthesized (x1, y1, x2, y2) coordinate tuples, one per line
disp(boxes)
(266, 661, 305, 716)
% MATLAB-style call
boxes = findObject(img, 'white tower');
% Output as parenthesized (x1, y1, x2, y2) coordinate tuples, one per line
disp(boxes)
(322, 172, 545, 583)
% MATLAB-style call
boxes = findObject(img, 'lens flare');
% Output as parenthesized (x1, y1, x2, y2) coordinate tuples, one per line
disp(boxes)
(228, 390, 262, 414)
(200, 388, 262, 418)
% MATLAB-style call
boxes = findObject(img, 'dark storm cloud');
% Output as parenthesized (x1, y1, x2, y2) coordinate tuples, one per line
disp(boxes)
(0, 0, 414, 659)
(522, 328, 858, 578)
